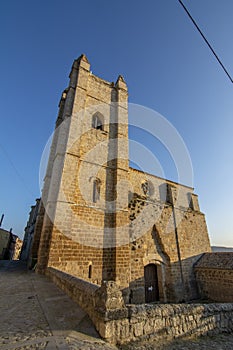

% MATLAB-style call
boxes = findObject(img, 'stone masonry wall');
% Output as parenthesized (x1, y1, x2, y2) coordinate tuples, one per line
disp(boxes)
(128, 168, 211, 303)
(196, 268, 233, 302)
(122, 303, 233, 344)
(36, 55, 131, 291)
(195, 253, 233, 302)
(47, 266, 233, 345)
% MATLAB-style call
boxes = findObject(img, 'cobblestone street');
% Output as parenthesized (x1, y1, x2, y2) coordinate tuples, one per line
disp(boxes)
(0, 261, 117, 350)
(0, 261, 233, 349)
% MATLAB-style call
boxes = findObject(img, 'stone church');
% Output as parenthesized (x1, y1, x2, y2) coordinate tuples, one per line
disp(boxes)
(29, 54, 211, 305)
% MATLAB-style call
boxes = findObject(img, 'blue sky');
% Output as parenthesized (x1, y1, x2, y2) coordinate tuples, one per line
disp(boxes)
(0, 0, 233, 247)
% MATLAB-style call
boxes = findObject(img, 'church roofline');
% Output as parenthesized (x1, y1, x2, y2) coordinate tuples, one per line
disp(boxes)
(129, 166, 194, 191)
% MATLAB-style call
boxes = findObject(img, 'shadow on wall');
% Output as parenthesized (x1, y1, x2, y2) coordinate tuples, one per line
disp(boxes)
(125, 254, 204, 305)
(46, 266, 233, 345)
(194, 252, 233, 302)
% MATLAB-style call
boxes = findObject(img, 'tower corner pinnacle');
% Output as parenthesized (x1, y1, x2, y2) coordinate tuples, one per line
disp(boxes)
(115, 75, 127, 90)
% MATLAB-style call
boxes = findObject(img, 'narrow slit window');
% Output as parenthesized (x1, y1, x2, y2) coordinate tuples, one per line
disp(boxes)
(88, 264, 92, 278)
(93, 179, 101, 203)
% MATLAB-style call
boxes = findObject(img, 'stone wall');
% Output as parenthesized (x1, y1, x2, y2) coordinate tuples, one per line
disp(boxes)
(47, 266, 233, 345)
(21, 198, 40, 262)
(0, 229, 10, 259)
(195, 253, 233, 302)
(35, 54, 130, 291)
(46, 267, 98, 321)
(123, 303, 233, 344)
(46, 267, 128, 342)
(128, 168, 211, 303)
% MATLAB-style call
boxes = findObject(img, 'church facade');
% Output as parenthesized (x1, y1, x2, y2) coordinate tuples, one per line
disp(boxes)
(30, 54, 211, 304)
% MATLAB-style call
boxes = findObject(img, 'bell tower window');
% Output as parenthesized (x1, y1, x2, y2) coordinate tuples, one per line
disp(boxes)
(92, 112, 104, 131)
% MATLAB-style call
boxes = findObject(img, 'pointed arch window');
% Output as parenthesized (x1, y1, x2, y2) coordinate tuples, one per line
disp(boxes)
(93, 178, 101, 203)
(92, 112, 104, 131)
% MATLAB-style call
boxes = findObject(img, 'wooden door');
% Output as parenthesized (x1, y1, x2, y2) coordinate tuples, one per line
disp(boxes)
(144, 264, 159, 303)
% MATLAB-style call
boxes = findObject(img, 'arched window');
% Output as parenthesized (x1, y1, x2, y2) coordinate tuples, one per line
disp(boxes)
(93, 178, 101, 203)
(92, 112, 104, 131)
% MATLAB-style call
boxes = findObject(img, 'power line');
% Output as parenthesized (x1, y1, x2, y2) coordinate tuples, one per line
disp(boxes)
(178, 0, 233, 84)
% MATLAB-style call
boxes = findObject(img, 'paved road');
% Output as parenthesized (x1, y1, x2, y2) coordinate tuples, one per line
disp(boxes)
(0, 260, 117, 350)
(1, 261, 233, 349)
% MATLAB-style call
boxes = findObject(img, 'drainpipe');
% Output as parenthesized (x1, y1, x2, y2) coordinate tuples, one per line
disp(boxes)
(169, 185, 185, 301)
(172, 206, 185, 301)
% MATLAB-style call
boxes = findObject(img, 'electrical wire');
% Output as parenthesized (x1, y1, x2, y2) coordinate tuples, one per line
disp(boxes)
(178, 0, 233, 84)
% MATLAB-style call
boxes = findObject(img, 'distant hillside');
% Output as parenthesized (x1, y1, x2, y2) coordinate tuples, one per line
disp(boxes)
(212, 246, 233, 252)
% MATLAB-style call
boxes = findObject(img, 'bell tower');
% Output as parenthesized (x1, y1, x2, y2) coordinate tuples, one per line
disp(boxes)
(34, 55, 131, 296)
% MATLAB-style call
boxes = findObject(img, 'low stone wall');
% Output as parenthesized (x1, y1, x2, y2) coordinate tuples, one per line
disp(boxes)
(46, 267, 99, 321)
(46, 267, 128, 341)
(122, 303, 233, 343)
(46, 267, 233, 345)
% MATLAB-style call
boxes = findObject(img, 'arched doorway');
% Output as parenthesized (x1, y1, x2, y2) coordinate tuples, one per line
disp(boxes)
(144, 264, 159, 303)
